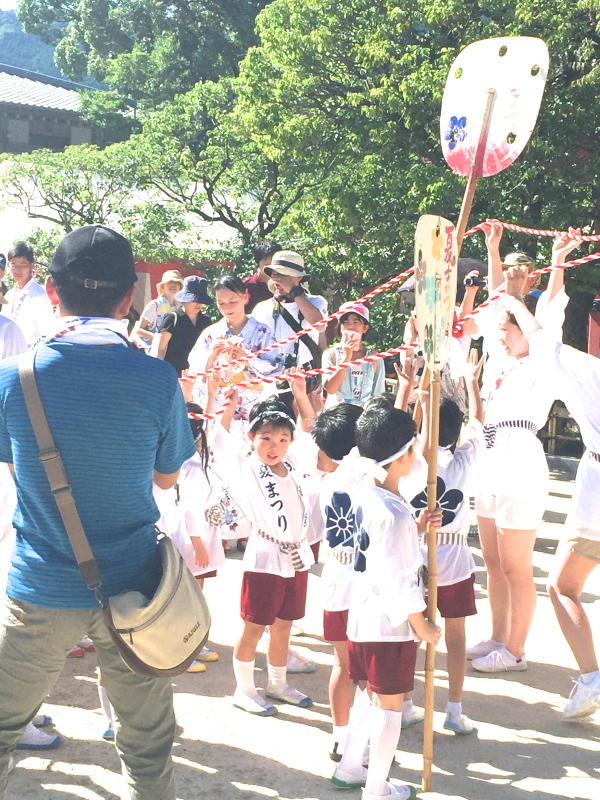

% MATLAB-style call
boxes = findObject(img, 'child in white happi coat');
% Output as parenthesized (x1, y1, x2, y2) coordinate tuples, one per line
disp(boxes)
(404, 350, 484, 734)
(312, 403, 364, 762)
(505, 264, 600, 719)
(216, 388, 316, 716)
(332, 399, 442, 800)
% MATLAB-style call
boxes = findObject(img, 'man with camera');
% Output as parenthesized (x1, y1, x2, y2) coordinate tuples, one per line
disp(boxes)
(252, 251, 327, 386)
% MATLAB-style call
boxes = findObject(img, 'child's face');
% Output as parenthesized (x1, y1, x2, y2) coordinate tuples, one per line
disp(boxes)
(249, 424, 293, 467)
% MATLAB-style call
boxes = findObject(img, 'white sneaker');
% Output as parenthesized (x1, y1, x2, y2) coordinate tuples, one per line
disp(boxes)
(331, 764, 368, 789)
(471, 646, 527, 673)
(16, 722, 65, 750)
(466, 638, 505, 660)
(362, 784, 418, 799)
(286, 649, 316, 673)
(291, 623, 305, 636)
(563, 673, 600, 719)
(401, 704, 424, 728)
(444, 712, 477, 735)
(232, 691, 278, 717)
(266, 683, 312, 708)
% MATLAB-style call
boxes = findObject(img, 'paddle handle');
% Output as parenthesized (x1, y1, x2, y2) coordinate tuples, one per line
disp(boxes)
(456, 88, 497, 251)
(421, 372, 441, 792)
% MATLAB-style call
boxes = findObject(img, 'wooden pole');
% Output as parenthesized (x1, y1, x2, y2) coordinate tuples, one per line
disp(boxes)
(421, 369, 441, 793)
(455, 88, 497, 252)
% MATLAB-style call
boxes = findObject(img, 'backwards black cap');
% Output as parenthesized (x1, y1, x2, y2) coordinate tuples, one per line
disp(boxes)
(49, 225, 137, 289)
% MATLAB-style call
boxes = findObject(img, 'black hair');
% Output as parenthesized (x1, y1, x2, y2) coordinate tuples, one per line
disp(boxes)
(252, 241, 282, 265)
(438, 398, 465, 449)
(248, 396, 296, 436)
(212, 273, 247, 296)
(506, 294, 538, 328)
(355, 396, 416, 462)
(186, 403, 209, 472)
(312, 403, 363, 461)
(52, 275, 133, 317)
(8, 242, 34, 262)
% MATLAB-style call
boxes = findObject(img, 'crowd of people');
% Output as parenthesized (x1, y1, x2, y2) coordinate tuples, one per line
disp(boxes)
(0, 222, 599, 800)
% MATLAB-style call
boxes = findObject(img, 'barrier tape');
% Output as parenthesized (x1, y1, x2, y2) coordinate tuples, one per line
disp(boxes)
(464, 218, 600, 242)
(180, 217, 600, 417)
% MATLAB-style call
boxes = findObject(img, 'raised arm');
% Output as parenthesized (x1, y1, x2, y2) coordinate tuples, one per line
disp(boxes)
(463, 349, 484, 424)
(504, 266, 542, 341)
(545, 228, 584, 302)
(482, 221, 504, 291)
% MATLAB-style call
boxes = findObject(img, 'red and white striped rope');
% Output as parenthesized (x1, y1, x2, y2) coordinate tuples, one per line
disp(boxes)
(464, 218, 600, 242)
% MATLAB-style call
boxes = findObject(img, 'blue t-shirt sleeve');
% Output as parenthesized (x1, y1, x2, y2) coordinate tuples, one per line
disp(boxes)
(155, 380, 196, 474)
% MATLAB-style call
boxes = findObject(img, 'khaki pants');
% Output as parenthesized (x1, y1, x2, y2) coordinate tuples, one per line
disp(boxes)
(0, 597, 176, 800)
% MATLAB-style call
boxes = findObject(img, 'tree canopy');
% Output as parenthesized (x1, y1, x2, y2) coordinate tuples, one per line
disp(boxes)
(16, 0, 272, 108)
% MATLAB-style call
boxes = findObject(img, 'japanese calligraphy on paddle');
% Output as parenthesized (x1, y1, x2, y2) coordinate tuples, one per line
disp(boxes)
(440, 36, 549, 246)
(414, 215, 458, 370)
(415, 214, 458, 793)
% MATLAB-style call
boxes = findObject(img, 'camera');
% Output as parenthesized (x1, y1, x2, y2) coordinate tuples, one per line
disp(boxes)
(276, 353, 321, 396)
(464, 275, 486, 287)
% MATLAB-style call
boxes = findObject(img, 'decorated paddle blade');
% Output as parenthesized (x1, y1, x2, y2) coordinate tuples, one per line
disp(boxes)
(414, 215, 458, 370)
(440, 36, 549, 177)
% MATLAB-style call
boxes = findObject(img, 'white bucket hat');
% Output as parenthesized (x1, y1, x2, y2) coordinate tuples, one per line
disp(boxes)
(264, 250, 309, 278)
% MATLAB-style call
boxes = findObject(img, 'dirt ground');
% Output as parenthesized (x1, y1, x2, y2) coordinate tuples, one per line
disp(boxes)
(7, 471, 600, 800)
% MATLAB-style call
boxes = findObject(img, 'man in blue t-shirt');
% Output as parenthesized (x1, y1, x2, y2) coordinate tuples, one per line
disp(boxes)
(0, 225, 195, 799)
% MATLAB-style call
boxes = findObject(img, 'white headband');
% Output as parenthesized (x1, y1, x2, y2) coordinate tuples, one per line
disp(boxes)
(346, 437, 416, 483)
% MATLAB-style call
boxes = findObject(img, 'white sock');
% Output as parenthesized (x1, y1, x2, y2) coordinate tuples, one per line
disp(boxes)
(364, 707, 402, 797)
(338, 690, 372, 774)
(97, 685, 113, 727)
(402, 699, 413, 713)
(333, 724, 348, 750)
(233, 658, 257, 695)
(447, 701, 462, 717)
(580, 671, 599, 684)
(267, 663, 287, 692)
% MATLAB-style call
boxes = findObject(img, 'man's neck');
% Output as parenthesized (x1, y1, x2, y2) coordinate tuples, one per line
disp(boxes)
(16, 277, 31, 291)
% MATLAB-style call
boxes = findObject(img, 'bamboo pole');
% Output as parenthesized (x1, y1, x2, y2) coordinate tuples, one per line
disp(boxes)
(455, 88, 497, 251)
(421, 370, 441, 793)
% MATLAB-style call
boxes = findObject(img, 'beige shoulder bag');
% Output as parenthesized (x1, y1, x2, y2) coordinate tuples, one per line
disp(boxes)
(19, 349, 211, 678)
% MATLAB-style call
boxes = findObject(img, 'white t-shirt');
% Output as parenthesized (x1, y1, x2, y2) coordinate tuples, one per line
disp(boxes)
(319, 465, 362, 612)
(252, 294, 328, 366)
(4, 278, 55, 347)
(0, 315, 27, 359)
(347, 485, 425, 643)
(402, 422, 483, 586)
(529, 330, 600, 541)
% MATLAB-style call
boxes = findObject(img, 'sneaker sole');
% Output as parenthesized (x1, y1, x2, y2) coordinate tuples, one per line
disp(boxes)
(444, 722, 477, 735)
(330, 775, 366, 789)
(15, 735, 65, 751)
(472, 663, 527, 673)
(401, 716, 424, 729)
(232, 701, 278, 717)
(265, 692, 313, 708)
(286, 665, 316, 674)
(563, 700, 600, 720)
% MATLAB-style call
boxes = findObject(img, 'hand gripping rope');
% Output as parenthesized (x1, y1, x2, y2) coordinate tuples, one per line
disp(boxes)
(184, 219, 600, 419)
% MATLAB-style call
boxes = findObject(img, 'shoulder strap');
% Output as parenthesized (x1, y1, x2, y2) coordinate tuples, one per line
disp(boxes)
(18, 349, 100, 587)
(276, 302, 322, 366)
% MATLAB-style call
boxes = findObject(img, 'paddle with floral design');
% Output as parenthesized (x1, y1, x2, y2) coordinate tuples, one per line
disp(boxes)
(440, 36, 549, 249)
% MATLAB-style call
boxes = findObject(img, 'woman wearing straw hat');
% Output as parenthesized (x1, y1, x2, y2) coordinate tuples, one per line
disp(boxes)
(132, 269, 184, 350)
(154, 276, 212, 376)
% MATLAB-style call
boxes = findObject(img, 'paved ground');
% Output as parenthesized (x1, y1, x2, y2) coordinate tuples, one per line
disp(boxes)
(8, 471, 600, 800)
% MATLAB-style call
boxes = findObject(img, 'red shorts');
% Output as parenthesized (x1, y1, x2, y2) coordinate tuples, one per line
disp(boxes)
(311, 541, 321, 563)
(196, 571, 217, 580)
(348, 640, 418, 695)
(323, 609, 349, 642)
(435, 574, 477, 619)
(240, 570, 308, 626)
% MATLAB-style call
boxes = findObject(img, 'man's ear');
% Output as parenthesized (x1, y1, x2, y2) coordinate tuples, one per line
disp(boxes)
(45, 276, 59, 306)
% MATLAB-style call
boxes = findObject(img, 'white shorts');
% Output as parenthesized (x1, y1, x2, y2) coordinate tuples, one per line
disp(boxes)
(475, 430, 548, 530)
(475, 489, 546, 530)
